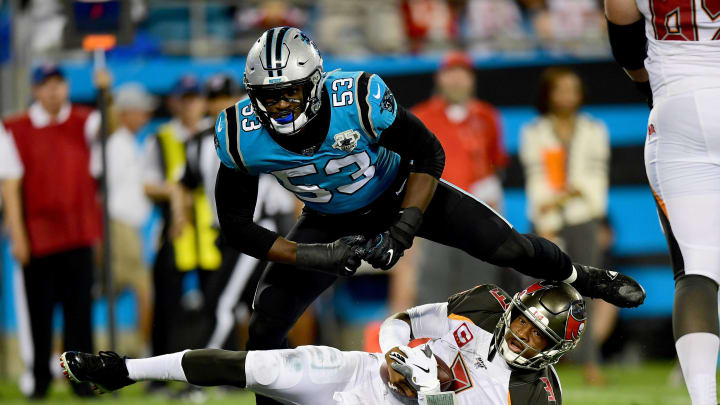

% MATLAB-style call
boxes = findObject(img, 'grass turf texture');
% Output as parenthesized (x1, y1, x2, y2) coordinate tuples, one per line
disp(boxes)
(0, 362, 708, 404)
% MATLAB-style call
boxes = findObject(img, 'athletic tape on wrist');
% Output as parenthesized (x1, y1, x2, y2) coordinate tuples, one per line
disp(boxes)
(419, 391, 459, 405)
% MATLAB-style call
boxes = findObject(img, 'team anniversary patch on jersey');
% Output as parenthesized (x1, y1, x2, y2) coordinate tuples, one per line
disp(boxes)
(332, 129, 360, 152)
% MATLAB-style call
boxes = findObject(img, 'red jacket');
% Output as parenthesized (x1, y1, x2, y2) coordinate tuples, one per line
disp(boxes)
(412, 97, 508, 191)
(4, 106, 101, 256)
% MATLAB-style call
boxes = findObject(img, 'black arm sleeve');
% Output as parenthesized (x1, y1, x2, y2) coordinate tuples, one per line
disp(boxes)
(607, 18, 647, 70)
(215, 164, 279, 259)
(377, 105, 445, 179)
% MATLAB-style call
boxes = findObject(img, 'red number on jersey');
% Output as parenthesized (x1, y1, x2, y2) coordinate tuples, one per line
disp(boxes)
(540, 377, 556, 402)
(490, 288, 510, 310)
(650, 0, 720, 41)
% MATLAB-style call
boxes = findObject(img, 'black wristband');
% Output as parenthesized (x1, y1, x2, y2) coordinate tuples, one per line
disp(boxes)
(389, 207, 424, 249)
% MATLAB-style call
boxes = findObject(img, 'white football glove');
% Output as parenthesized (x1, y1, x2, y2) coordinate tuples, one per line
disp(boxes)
(388, 344, 441, 394)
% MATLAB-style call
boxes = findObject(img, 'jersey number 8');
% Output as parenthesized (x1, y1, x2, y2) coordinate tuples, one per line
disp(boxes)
(650, 0, 720, 41)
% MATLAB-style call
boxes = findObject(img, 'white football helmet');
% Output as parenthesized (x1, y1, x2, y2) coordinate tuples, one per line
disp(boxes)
(244, 26, 324, 136)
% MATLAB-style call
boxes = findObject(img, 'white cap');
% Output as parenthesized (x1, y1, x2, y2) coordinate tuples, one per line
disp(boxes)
(114, 83, 157, 111)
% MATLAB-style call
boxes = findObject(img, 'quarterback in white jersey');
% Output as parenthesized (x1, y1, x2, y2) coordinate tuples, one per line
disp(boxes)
(59, 281, 582, 405)
(606, 1, 720, 404)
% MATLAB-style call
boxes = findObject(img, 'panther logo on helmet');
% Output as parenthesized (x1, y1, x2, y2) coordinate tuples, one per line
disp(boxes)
(298, 31, 320, 55)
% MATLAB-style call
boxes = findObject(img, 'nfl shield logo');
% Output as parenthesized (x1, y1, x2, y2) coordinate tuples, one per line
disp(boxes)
(332, 130, 360, 152)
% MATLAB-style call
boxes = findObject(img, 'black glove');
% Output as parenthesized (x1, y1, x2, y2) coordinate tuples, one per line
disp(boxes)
(634, 80, 653, 109)
(296, 235, 368, 277)
(365, 207, 424, 270)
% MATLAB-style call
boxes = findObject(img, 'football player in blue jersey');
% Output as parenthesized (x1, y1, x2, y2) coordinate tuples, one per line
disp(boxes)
(213, 26, 644, 405)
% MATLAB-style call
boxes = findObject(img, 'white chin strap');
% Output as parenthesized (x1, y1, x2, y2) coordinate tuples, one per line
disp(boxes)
(271, 111, 309, 135)
(500, 338, 530, 365)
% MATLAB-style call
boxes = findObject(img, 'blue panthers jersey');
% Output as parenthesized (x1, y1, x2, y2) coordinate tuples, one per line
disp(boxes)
(215, 71, 401, 214)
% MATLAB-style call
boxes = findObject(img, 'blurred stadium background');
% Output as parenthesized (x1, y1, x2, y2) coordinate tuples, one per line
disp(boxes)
(0, 0, 710, 404)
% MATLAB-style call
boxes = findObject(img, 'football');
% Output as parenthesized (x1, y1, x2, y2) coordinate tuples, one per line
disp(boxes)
(379, 354, 454, 397)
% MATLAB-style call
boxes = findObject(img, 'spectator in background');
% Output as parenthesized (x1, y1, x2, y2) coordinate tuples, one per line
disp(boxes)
(402, 0, 459, 52)
(409, 51, 510, 305)
(532, 0, 607, 55)
(13, 0, 64, 56)
(0, 122, 21, 201)
(171, 74, 242, 234)
(235, 0, 308, 32)
(91, 83, 156, 358)
(516, 0, 545, 10)
(234, 1, 310, 52)
(0, 64, 103, 398)
(464, 0, 530, 53)
(142, 74, 213, 393)
(0, 122, 21, 334)
(171, 74, 296, 351)
(315, 0, 406, 55)
(519, 67, 610, 384)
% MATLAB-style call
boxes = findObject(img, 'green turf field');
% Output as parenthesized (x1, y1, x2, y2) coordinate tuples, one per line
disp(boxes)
(0, 362, 702, 404)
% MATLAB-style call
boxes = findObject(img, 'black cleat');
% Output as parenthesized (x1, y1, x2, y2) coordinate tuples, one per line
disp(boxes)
(60, 351, 135, 394)
(571, 263, 646, 308)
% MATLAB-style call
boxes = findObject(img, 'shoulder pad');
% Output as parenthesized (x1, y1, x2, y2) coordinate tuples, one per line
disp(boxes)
(356, 72, 397, 141)
(214, 101, 250, 172)
(447, 284, 511, 324)
(324, 69, 358, 81)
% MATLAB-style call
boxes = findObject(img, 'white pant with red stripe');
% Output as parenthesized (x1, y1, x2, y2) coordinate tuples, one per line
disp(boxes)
(645, 88, 720, 284)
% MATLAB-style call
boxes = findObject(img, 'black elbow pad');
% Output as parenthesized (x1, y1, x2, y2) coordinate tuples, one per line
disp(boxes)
(607, 18, 648, 70)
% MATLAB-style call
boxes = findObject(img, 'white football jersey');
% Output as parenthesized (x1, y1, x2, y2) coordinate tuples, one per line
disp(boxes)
(636, 0, 720, 99)
(375, 285, 562, 405)
(426, 317, 514, 405)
